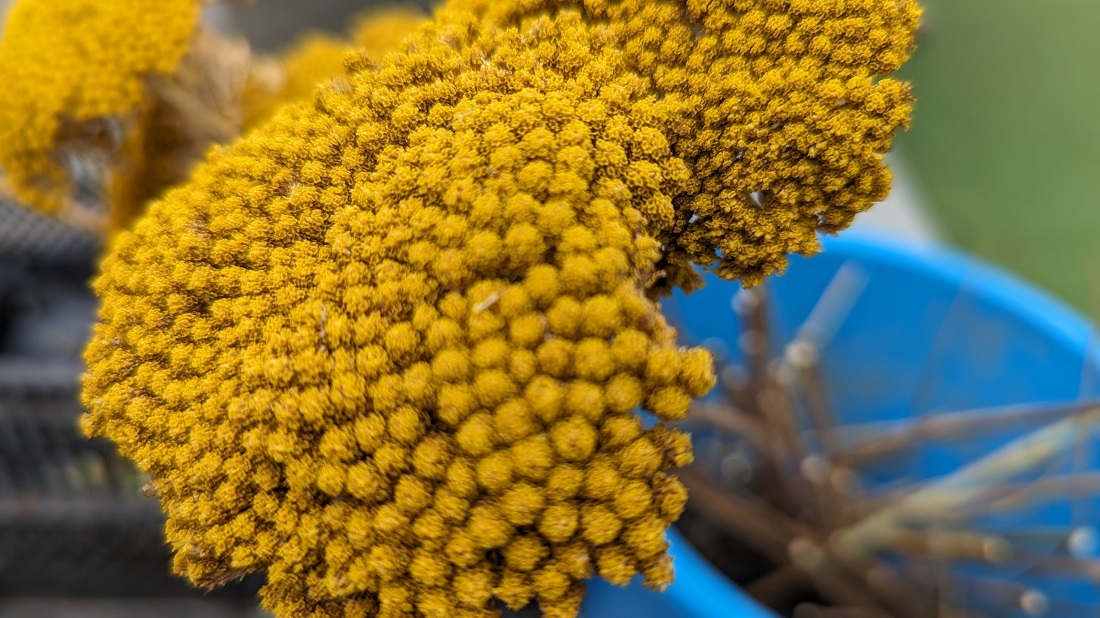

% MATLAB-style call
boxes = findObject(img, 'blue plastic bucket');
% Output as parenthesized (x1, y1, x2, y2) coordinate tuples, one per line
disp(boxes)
(582, 234, 1100, 617)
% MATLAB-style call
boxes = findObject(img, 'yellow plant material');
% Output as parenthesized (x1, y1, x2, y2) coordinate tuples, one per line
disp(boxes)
(0, 0, 202, 227)
(242, 35, 350, 131)
(348, 6, 428, 58)
(449, 0, 920, 289)
(82, 1, 919, 617)
(110, 30, 251, 231)
(242, 8, 427, 130)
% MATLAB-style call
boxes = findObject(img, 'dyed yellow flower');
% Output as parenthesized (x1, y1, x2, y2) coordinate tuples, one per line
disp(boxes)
(0, 0, 204, 228)
(82, 1, 918, 617)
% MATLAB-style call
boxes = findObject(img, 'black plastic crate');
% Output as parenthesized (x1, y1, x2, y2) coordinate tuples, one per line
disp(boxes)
(0, 252, 261, 613)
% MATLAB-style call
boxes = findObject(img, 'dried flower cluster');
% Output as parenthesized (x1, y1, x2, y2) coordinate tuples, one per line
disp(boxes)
(452, 0, 919, 288)
(79, 0, 918, 617)
(0, 1, 423, 232)
(0, 0, 204, 228)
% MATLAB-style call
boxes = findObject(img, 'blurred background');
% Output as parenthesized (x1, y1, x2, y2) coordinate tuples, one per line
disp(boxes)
(0, 0, 1098, 616)
(895, 0, 1100, 316)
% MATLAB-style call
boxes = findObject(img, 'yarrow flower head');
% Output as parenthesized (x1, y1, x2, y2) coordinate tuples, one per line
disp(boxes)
(0, 1, 426, 234)
(81, 1, 919, 617)
(0, 0, 205, 229)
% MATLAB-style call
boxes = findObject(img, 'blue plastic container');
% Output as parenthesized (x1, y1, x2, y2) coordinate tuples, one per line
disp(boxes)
(582, 233, 1100, 617)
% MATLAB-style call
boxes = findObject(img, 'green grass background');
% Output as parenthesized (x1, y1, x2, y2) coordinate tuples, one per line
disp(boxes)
(895, 0, 1100, 315)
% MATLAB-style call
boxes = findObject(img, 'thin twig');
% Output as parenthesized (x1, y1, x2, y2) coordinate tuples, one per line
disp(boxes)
(679, 467, 920, 616)
(744, 564, 809, 608)
(686, 401, 770, 450)
(678, 466, 802, 565)
(832, 409, 1100, 560)
(828, 398, 1100, 466)
(146, 76, 238, 143)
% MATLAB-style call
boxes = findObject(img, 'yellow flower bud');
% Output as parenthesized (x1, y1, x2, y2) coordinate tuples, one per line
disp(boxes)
(509, 313, 546, 349)
(453, 566, 495, 608)
(538, 503, 580, 544)
(510, 435, 555, 482)
(535, 340, 574, 380)
(504, 534, 549, 572)
(561, 381, 604, 424)
(467, 504, 515, 548)
(574, 339, 616, 383)
(595, 546, 637, 586)
(549, 416, 599, 462)
(581, 504, 624, 546)
(476, 450, 515, 494)
(545, 465, 585, 502)
(493, 399, 540, 444)
(499, 483, 547, 527)
(604, 373, 644, 414)
(496, 570, 535, 609)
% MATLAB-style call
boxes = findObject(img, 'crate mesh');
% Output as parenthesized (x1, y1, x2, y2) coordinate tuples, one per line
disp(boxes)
(0, 201, 99, 263)
(0, 244, 261, 611)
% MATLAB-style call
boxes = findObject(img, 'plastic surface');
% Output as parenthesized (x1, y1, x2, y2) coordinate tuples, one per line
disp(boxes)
(584, 526, 776, 618)
(582, 234, 1100, 617)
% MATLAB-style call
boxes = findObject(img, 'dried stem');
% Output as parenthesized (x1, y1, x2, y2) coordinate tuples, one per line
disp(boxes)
(832, 409, 1100, 560)
(829, 398, 1100, 466)
(679, 466, 929, 617)
(686, 401, 770, 449)
(678, 465, 803, 565)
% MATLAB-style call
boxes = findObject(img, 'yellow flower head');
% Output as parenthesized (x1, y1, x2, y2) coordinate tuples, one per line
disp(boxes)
(82, 1, 918, 617)
(451, 0, 920, 288)
(0, 0, 203, 228)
